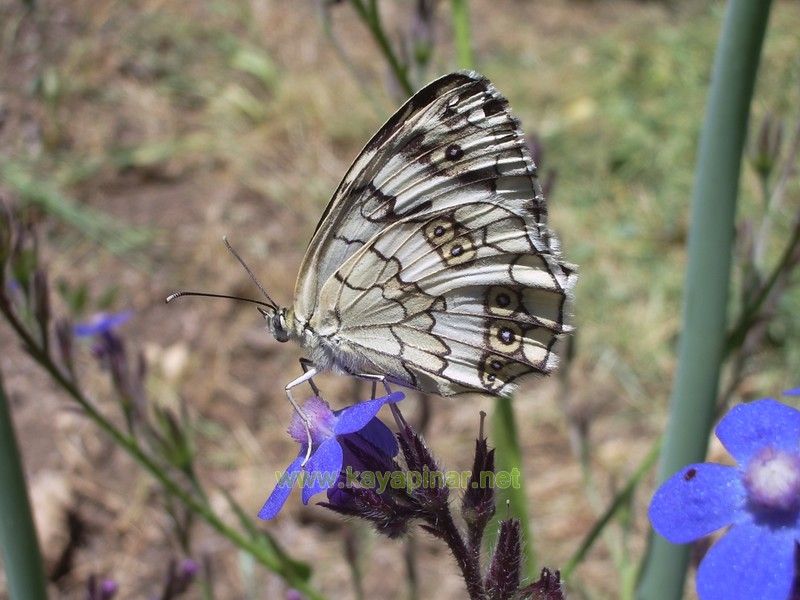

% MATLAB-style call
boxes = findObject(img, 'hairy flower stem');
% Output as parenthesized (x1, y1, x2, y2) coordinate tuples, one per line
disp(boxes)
(429, 507, 486, 600)
(0, 301, 325, 600)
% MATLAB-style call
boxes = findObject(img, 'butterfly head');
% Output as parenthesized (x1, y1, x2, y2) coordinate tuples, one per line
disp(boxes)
(259, 306, 290, 343)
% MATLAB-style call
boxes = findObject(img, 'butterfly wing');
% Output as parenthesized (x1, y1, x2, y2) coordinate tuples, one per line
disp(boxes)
(294, 71, 575, 396)
(294, 71, 556, 322)
(315, 200, 574, 396)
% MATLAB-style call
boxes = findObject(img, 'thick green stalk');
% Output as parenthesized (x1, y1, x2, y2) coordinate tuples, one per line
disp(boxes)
(491, 397, 536, 578)
(636, 2, 773, 598)
(0, 370, 49, 600)
(450, 0, 474, 71)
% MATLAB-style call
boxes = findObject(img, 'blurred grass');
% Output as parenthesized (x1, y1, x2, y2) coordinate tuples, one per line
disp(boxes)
(1, 161, 153, 254)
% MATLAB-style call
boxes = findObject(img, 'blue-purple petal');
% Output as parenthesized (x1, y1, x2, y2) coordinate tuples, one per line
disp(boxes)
(649, 463, 745, 544)
(258, 454, 304, 520)
(326, 472, 353, 508)
(301, 438, 343, 504)
(783, 388, 800, 397)
(74, 311, 133, 337)
(696, 520, 797, 600)
(353, 416, 398, 457)
(340, 429, 396, 473)
(333, 392, 404, 435)
(716, 399, 800, 465)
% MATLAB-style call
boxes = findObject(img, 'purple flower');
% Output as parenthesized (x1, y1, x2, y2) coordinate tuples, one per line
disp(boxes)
(649, 396, 800, 600)
(86, 575, 118, 600)
(99, 580, 119, 600)
(159, 557, 199, 598)
(258, 392, 404, 520)
(73, 311, 133, 337)
(178, 558, 199, 579)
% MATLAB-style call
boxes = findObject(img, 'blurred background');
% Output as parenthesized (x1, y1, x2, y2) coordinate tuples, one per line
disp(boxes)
(1, 0, 799, 598)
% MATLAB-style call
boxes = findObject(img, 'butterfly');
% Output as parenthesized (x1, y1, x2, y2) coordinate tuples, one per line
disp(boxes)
(170, 71, 576, 406)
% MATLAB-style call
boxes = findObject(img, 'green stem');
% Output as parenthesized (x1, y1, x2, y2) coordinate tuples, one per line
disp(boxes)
(450, 0, 474, 70)
(725, 213, 800, 356)
(317, 2, 384, 119)
(349, 0, 413, 96)
(563, 437, 661, 580)
(0, 305, 325, 600)
(636, 1, 773, 598)
(0, 369, 49, 600)
(490, 397, 535, 578)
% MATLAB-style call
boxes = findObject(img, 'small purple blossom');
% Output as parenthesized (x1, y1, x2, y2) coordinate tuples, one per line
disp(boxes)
(258, 392, 404, 520)
(158, 557, 199, 598)
(649, 396, 800, 600)
(86, 575, 118, 600)
(99, 580, 118, 599)
(178, 558, 199, 579)
(5, 278, 22, 297)
(73, 311, 133, 337)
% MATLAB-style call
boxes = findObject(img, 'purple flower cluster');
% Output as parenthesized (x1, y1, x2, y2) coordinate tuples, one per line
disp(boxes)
(259, 392, 564, 600)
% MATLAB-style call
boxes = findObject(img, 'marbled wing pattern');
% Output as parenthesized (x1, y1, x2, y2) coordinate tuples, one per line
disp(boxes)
(317, 201, 573, 395)
(293, 71, 576, 396)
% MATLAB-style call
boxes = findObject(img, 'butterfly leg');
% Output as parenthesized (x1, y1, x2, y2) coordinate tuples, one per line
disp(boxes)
(353, 373, 393, 399)
(299, 357, 321, 397)
(285, 367, 319, 466)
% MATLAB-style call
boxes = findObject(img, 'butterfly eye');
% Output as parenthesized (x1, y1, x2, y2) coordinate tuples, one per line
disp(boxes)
(271, 311, 290, 343)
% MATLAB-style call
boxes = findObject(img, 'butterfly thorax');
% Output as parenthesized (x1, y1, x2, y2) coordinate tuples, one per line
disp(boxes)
(282, 307, 376, 377)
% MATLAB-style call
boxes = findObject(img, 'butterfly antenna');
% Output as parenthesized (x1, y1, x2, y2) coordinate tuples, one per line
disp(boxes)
(165, 290, 275, 309)
(222, 236, 278, 309)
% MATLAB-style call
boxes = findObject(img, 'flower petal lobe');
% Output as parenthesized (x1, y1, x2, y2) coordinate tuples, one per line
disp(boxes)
(258, 454, 304, 520)
(333, 392, 404, 435)
(716, 399, 800, 464)
(649, 463, 744, 543)
(302, 438, 344, 504)
(696, 520, 797, 600)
